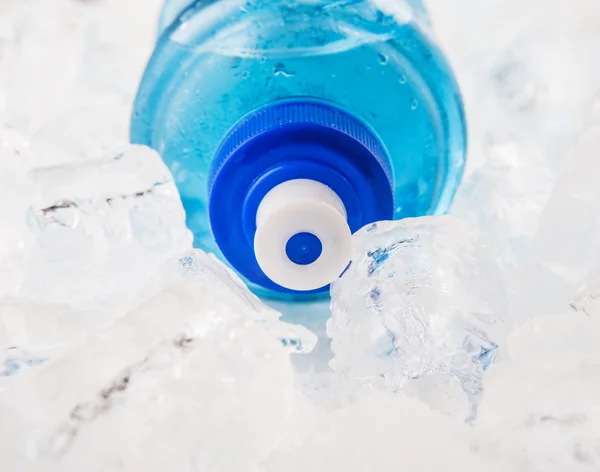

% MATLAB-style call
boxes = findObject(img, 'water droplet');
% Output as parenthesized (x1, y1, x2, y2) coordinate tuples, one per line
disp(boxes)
(410, 98, 418, 110)
(399, 74, 407, 84)
(378, 53, 389, 65)
(259, 56, 267, 64)
(242, 71, 250, 79)
(273, 62, 294, 78)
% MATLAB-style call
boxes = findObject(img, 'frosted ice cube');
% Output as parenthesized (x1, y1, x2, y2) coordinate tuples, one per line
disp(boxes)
(328, 215, 512, 420)
(19, 144, 193, 307)
(2, 0, 89, 135)
(0, 249, 314, 471)
(28, 101, 130, 168)
(264, 391, 503, 472)
(451, 141, 555, 269)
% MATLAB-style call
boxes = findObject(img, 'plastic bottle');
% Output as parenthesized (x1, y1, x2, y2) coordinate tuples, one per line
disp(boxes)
(131, 0, 467, 302)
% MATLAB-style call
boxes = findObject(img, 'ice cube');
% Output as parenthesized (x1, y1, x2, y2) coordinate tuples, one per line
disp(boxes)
(0, 249, 315, 471)
(451, 141, 556, 270)
(27, 101, 130, 168)
(328, 215, 512, 420)
(19, 144, 193, 307)
(151, 249, 317, 355)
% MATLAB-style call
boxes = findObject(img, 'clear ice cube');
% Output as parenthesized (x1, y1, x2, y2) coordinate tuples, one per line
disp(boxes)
(328, 215, 512, 420)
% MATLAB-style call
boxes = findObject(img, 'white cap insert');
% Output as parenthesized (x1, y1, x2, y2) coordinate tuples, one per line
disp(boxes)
(254, 179, 352, 291)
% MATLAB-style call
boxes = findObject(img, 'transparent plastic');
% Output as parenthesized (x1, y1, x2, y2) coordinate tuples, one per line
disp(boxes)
(131, 0, 467, 300)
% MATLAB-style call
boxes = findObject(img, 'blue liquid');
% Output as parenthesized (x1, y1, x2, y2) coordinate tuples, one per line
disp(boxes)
(132, 0, 466, 300)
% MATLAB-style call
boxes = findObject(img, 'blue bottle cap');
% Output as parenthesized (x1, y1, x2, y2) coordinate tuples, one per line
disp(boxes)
(209, 100, 394, 294)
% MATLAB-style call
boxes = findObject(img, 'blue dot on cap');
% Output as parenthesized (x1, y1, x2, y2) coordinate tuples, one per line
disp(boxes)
(286, 232, 323, 266)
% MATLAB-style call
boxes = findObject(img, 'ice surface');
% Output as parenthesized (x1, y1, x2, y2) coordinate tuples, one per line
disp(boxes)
(506, 95, 600, 321)
(572, 268, 600, 317)
(28, 101, 131, 168)
(0, 250, 315, 472)
(475, 311, 600, 471)
(265, 391, 502, 472)
(0, 299, 101, 386)
(19, 144, 193, 307)
(530, 97, 600, 285)
(0, 127, 32, 298)
(508, 312, 600, 366)
(478, 364, 600, 471)
(451, 143, 556, 270)
(328, 216, 512, 419)
(280, 309, 600, 472)
(0, 0, 161, 138)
